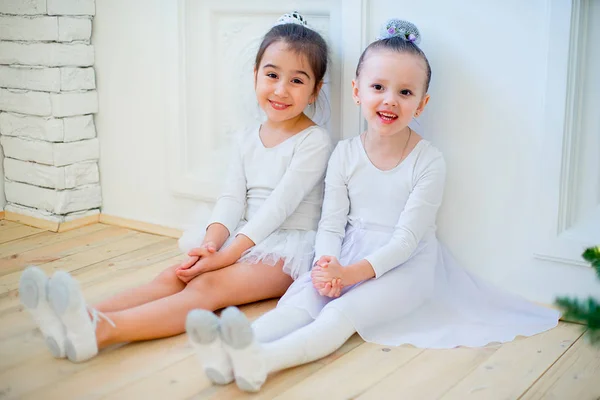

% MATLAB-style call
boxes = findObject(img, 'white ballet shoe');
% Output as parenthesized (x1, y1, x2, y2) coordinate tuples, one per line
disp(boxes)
(48, 271, 114, 363)
(220, 306, 267, 393)
(186, 309, 234, 385)
(19, 266, 67, 358)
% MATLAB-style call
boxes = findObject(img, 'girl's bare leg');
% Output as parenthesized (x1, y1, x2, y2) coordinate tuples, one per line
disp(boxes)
(95, 261, 293, 348)
(93, 263, 186, 313)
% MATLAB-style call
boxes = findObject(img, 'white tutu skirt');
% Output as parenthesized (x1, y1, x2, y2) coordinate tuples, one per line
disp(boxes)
(279, 223, 560, 348)
(178, 221, 316, 280)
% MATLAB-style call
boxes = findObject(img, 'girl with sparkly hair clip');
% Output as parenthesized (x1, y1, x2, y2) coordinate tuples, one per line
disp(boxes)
(187, 18, 559, 392)
(18, 11, 332, 364)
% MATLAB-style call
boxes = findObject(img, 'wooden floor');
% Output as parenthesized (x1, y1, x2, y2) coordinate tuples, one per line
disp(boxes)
(0, 220, 598, 400)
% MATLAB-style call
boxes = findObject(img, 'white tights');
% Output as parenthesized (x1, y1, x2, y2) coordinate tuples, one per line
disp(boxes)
(189, 304, 357, 392)
(252, 305, 356, 374)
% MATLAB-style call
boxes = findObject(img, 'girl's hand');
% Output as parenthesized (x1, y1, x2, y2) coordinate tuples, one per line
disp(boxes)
(311, 255, 344, 283)
(176, 242, 218, 282)
(176, 250, 230, 282)
(186, 242, 217, 261)
(177, 242, 217, 270)
(176, 256, 212, 282)
(311, 256, 345, 297)
(178, 255, 200, 271)
(317, 278, 343, 298)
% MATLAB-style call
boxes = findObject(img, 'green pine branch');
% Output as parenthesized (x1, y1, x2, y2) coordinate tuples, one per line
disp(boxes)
(582, 246, 600, 279)
(555, 297, 600, 326)
(554, 246, 600, 345)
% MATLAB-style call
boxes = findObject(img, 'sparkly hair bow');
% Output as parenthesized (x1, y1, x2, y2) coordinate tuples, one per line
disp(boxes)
(377, 19, 421, 45)
(275, 11, 308, 27)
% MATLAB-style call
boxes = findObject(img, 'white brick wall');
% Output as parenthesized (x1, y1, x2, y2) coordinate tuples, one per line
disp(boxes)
(51, 90, 97, 117)
(54, 138, 99, 166)
(0, 66, 95, 92)
(5, 203, 100, 223)
(5, 180, 101, 213)
(0, 88, 51, 116)
(0, 136, 99, 166)
(64, 160, 98, 187)
(0, 16, 58, 41)
(63, 207, 99, 221)
(63, 114, 95, 141)
(0, 0, 100, 222)
(48, 0, 95, 16)
(5, 203, 64, 223)
(5, 157, 62, 188)
(58, 17, 91, 42)
(1, 136, 55, 164)
(4, 158, 99, 189)
(0, 0, 46, 16)
(0, 112, 96, 142)
(0, 112, 64, 141)
(0, 65, 61, 92)
(60, 67, 95, 90)
(0, 42, 94, 67)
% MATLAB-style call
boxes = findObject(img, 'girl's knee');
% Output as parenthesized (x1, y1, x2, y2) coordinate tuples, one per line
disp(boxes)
(153, 263, 183, 287)
(253, 306, 314, 343)
(318, 308, 355, 337)
(182, 273, 222, 309)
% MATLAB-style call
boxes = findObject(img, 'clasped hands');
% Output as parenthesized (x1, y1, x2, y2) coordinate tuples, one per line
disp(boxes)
(176, 244, 346, 298)
(175, 241, 222, 283)
(311, 255, 345, 298)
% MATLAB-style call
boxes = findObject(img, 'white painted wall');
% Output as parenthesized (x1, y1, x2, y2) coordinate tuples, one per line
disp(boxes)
(367, 0, 599, 302)
(94, 0, 599, 304)
(93, 0, 210, 228)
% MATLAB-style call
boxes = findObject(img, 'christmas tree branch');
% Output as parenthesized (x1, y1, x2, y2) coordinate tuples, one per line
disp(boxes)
(555, 246, 600, 345)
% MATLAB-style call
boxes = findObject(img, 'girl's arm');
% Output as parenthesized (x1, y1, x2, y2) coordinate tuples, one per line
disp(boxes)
(313, 150, 446, 288)
(202, 135, 248, 250)
(176, 136, 248, 280)
(363, 151, 446, 278)
(313, 143, 351, 264)
(232, 128, 333, 254)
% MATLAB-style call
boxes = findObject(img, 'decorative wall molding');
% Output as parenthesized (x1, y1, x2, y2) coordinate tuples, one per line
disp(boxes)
(534, 0, 599, 266)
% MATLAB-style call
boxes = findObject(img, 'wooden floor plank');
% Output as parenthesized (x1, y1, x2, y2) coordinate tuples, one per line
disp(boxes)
(0, 223, 107, 259)
(8, 334, 193, 400)
(520, 334, 600, 400)
(0, 225, 44, 245)
(0, 221, 595, 400)
(0, 247, 181, 346)
(357, 345, 499, 400)
(0, 225, 133, 277)
(440, 323, 583, 400)
(273, 341, 424, 399)
(105, 356, 211, 400)
(16, 301, 279, 400)
(0, 238, 180, 318)
(105, 301, 285, 400)
(71, 238, 181, 286)
(0, 220, 20, 231)
(0, 257, 187, 398)
(0, 325, 46, 372)
(202, 335, 365, 400)
(0, 230, 166, 296)
(0, 243, 183, 372)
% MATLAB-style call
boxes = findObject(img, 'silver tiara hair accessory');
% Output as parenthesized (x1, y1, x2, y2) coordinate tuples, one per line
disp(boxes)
(377, 19, 421, 45)
(275, 11, 308, 27)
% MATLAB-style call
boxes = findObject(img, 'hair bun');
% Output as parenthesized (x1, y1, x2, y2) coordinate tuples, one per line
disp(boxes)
(377, 19, 421, 45)
(275, 11, 308, 27)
